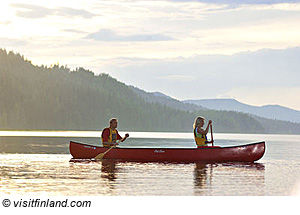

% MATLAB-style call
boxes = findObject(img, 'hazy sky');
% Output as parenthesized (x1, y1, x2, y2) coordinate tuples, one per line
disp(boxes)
(1, 0, 300, 110)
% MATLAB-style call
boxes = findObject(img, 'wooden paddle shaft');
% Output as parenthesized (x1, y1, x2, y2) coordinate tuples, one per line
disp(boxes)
(95, 137, 127, 159)
(210, 124, 214, 146)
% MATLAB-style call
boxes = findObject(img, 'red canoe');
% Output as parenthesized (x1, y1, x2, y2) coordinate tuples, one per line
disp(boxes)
(69, 141, 265, 162)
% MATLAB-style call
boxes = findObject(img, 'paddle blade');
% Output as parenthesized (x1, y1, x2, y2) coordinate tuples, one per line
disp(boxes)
(94, 145, 115, 159)
(95, 153, 105, 159)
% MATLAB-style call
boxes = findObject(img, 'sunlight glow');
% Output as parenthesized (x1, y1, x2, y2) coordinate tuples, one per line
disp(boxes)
(291, 182, 300, 196)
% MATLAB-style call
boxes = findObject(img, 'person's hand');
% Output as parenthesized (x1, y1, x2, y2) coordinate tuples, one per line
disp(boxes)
(208, 120, 212, 124)
(207, 140, 214, 144)
(125, 133, 129, 138)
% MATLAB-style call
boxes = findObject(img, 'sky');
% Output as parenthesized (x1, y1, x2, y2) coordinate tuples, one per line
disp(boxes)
(1, 0, 300, 110)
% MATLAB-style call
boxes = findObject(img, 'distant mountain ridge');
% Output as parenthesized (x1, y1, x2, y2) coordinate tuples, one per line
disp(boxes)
(136, 89, 300, 124)
(130, 86, 206, 112)
(183, 99, 300, 123)
(128, 87, 300, 134)
(1, 48, 300, 134)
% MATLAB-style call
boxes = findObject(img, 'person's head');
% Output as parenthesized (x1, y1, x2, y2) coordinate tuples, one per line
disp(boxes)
(193, 116, 205, 128)
(109, 118, 118, 129)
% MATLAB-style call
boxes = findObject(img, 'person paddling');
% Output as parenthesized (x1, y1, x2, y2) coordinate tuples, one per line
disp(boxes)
(101, 118, 129, 147)
(193, 116, 213, 147)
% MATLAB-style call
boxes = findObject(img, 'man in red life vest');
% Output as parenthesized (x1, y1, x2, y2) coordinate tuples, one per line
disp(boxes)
(101, 118, 129, 147)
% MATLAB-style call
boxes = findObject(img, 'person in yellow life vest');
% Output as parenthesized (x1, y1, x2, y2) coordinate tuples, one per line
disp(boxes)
(193, 116, 213, 147)
(101, 118, 129, 147)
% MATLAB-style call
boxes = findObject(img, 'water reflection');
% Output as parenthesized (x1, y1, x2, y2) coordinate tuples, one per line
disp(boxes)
(69, 158, 266, 196)
(193, 163, 211, 189)
(220, 162, 265, 170)
(100, 160, 117, 181)
(69, 158, 119, 193)
(193, 162, 265, 195)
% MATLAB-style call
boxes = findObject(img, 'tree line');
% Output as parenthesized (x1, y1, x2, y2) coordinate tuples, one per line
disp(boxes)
(1, 49, 300, 134)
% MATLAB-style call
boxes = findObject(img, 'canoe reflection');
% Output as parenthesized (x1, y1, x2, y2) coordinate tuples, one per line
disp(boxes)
(69, 158, 118, 181)
(193, 162, 265, 195)
(100, 160, 117, 181)
(70, 159, 265, 195)
(194, 163, 210, 188)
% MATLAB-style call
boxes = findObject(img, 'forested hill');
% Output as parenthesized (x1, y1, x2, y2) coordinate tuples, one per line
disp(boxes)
(1, 49, 300, 134)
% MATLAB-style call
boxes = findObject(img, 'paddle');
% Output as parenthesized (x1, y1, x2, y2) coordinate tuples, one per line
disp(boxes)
(210, 123, 214, 146)
(95, 142, 118, 159)
(95, 134, 129, 159)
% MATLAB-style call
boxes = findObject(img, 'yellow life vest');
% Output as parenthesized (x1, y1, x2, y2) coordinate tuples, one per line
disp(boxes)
(101, 127, 118, 147)
(194, 127, 208, 146)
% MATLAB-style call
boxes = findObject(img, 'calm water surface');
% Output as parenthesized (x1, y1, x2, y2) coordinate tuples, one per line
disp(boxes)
(0, 132, 299, 196)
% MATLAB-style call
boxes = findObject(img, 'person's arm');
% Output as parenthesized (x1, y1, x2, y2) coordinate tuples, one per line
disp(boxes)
(206, 121, 213, 144)
(116, 130, 129, 142)
(198, 120, 212, 135)
(205, 120, 212, 134)
(116, 130, 122, 141)
(122, 133, 129, 142)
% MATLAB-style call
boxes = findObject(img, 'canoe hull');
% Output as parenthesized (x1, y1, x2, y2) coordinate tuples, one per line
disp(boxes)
(69, 141, 265, 162)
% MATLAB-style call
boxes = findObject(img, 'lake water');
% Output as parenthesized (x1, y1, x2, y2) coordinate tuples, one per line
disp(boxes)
(0, 131, 300, 196)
